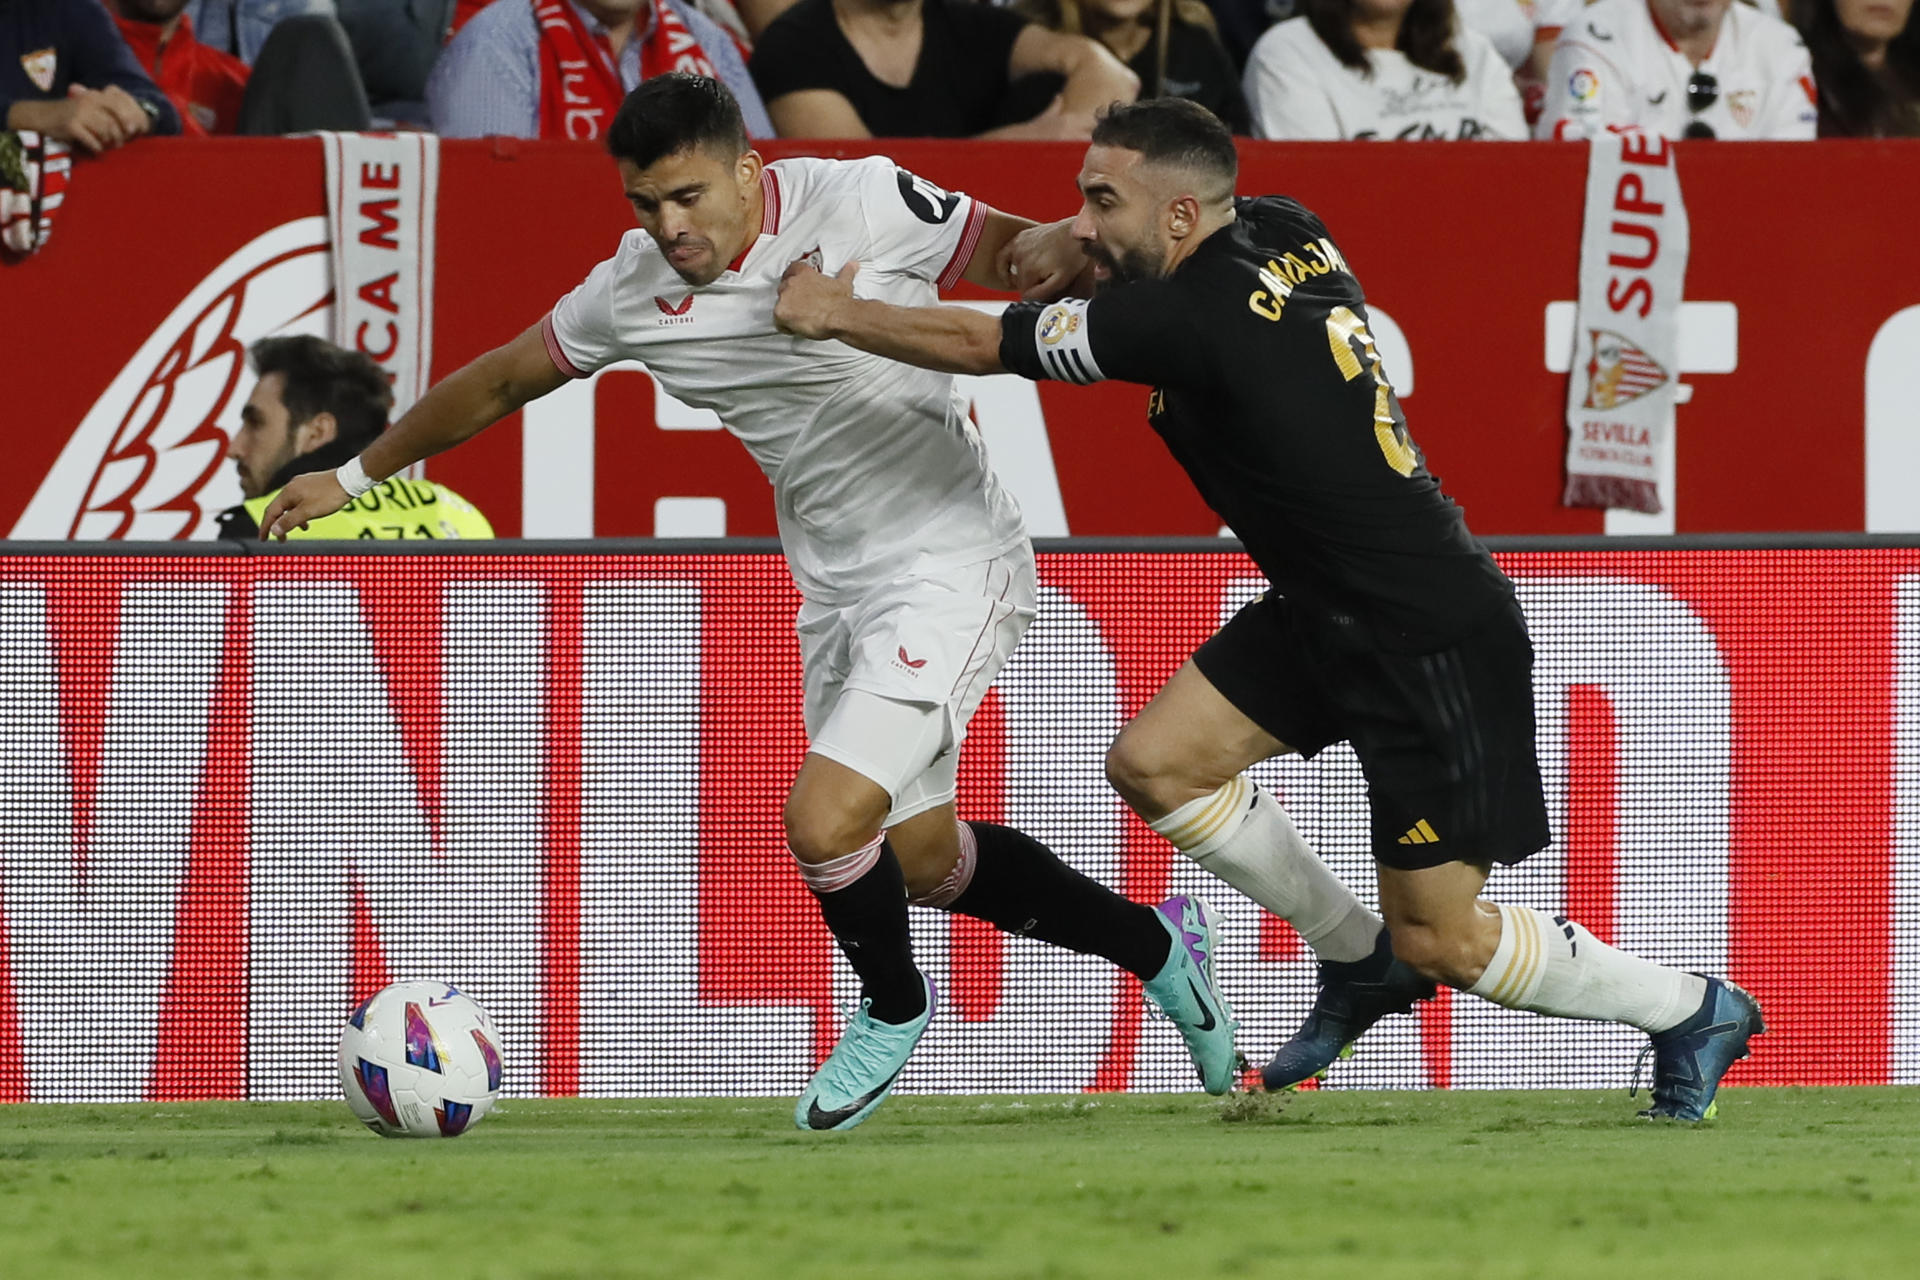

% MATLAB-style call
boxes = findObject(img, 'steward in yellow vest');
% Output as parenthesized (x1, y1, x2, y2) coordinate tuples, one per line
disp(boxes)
(226, 471, 495, 540)
(216, 334, 495, 541)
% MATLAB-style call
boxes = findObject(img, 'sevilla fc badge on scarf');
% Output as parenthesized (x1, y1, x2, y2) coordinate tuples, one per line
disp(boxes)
(1582, 330, 1670, 410)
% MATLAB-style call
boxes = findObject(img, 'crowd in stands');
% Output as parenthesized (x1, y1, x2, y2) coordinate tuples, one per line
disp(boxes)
(3, 0, 1916, 158)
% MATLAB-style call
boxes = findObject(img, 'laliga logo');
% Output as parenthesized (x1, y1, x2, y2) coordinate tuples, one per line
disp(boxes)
(12, 218, 333, 540)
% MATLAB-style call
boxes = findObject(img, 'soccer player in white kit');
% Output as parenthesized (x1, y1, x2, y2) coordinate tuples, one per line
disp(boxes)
(262, 74, 1237, 1132)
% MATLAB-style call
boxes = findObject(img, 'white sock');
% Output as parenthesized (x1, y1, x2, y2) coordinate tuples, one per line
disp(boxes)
(1149, 777, 1380, 963)
(1466, 904, 1707, 1033)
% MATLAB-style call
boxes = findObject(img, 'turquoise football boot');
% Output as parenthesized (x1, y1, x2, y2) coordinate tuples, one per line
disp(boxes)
(1142, 895, 1240, 1094)
(795, 975, 937, 1132)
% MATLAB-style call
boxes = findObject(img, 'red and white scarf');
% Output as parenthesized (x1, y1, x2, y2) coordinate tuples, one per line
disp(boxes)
(0, 131, 70, 258)
(1561, 131, 1689, 518)
(534, 0, 722, 141)
(322, 132, 441, 418)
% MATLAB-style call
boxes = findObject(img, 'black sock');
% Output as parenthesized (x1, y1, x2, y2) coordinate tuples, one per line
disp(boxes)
(807, 840, 926, 1024)
(947, 822, 1173, 980)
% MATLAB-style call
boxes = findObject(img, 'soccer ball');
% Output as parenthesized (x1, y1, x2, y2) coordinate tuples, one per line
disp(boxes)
(338, 980, 504, 1138)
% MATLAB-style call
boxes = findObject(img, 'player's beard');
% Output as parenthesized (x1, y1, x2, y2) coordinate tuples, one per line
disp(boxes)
(1084, 239, 1164, 290)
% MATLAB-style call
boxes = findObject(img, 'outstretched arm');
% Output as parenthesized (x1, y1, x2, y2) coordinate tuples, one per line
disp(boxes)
(782, 257, 1204, 390)
(260, 321, 567, 539)
(776, 262, 1008, 376)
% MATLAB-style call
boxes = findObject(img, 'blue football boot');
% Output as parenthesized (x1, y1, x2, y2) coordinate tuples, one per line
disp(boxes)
(1261, 929, 1434, 1091)
(795, 975, 937, 1132)
(1142, 895, 1239, 1094)
(1635, 976, 1764, 1122)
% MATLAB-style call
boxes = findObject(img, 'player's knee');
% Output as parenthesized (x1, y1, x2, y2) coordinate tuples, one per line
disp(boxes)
(1105, 732, 1210, 816)
(782, 795, 882, 865)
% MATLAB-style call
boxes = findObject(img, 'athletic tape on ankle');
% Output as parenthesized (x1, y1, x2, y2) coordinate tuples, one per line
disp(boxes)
(791, 832, 885, 894)
(1148, 775, 1254, 856)
(906, 821, 979, 909)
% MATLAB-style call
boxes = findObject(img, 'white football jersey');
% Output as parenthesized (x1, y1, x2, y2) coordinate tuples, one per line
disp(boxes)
(543, 155, 1026, 605)
(1244, 17, 1528, 141)
(1536, 0, 1816, 139)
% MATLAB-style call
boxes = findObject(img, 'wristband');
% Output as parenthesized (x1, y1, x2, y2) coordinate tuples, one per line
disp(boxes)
(335, 457, 375, 498)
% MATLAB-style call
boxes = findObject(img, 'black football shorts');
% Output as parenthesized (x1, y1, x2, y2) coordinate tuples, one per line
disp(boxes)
(1192, 593, 1551, 871)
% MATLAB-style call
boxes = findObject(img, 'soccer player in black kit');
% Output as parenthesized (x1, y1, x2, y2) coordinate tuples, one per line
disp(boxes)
(776, 97, 1763, 1121)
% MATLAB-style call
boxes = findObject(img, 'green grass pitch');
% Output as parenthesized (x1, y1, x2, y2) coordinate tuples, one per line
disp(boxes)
(2, 1088, 1915, 1279)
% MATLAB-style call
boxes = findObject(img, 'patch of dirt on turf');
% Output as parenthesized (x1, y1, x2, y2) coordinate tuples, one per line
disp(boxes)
(1218, 1090, 1294, 1124)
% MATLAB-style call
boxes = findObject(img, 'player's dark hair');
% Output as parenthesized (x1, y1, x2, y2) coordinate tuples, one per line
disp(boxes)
(606, 73, 749, 168)
(1090, 99, 1238, 193)
(1303, 0, 1465, 85)
(1798, 0, 1920, 138)
(249, 335, 393, 448)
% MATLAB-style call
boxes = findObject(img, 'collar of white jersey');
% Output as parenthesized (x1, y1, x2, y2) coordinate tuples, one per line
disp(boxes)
(724, 167, 784, 275)
(1645, 0, 1724, 63)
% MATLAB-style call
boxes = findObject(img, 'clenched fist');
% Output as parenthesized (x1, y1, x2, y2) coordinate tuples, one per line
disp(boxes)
(775, 259, 860, 340)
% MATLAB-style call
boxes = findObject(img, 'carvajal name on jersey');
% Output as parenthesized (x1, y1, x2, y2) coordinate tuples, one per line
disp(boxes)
(1248, 236, 1352, 321)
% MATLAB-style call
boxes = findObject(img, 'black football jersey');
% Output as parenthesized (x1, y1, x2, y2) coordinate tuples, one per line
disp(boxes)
(999, 196, 1515, 653)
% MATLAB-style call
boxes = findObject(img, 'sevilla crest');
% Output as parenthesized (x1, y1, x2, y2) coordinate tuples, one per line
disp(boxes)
(20, 49, 56, 94)
(1583, 329, 1669, 410)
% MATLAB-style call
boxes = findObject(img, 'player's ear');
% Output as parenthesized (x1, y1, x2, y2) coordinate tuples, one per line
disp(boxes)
(1167, 194, 1200, 240)
(736, 148, 764, 190)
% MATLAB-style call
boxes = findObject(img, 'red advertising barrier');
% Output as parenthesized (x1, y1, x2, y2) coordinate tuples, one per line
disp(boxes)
(3, 139, 1918, 541)
(0, 544, 1915, 1102)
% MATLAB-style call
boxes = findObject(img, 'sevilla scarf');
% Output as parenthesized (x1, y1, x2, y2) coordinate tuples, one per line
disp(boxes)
(535, 0, 721, 141)
(0, 131, 71, 258)
(1561, 131, 1689, 516)
(322, 132, 441, 417)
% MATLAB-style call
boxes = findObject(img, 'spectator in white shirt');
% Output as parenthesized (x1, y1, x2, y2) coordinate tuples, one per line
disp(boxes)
(1243, 0, 1527, 138)
(1455, 0, 1532, 69)
(1536, 0, 1817, 138)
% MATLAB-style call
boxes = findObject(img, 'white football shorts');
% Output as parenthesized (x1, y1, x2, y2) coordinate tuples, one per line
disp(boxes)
(799, 545, 1037, 824)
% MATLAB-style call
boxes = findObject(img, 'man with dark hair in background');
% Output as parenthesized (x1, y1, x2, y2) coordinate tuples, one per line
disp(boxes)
(218, 335, 494, 540)
(259, 74, 1235, 1132)
(775, 96, 1764, 1123)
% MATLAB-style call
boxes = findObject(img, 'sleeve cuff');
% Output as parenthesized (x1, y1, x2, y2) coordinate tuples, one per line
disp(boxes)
(936, 198, 991, 293)
(541, 312, 589, 379)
